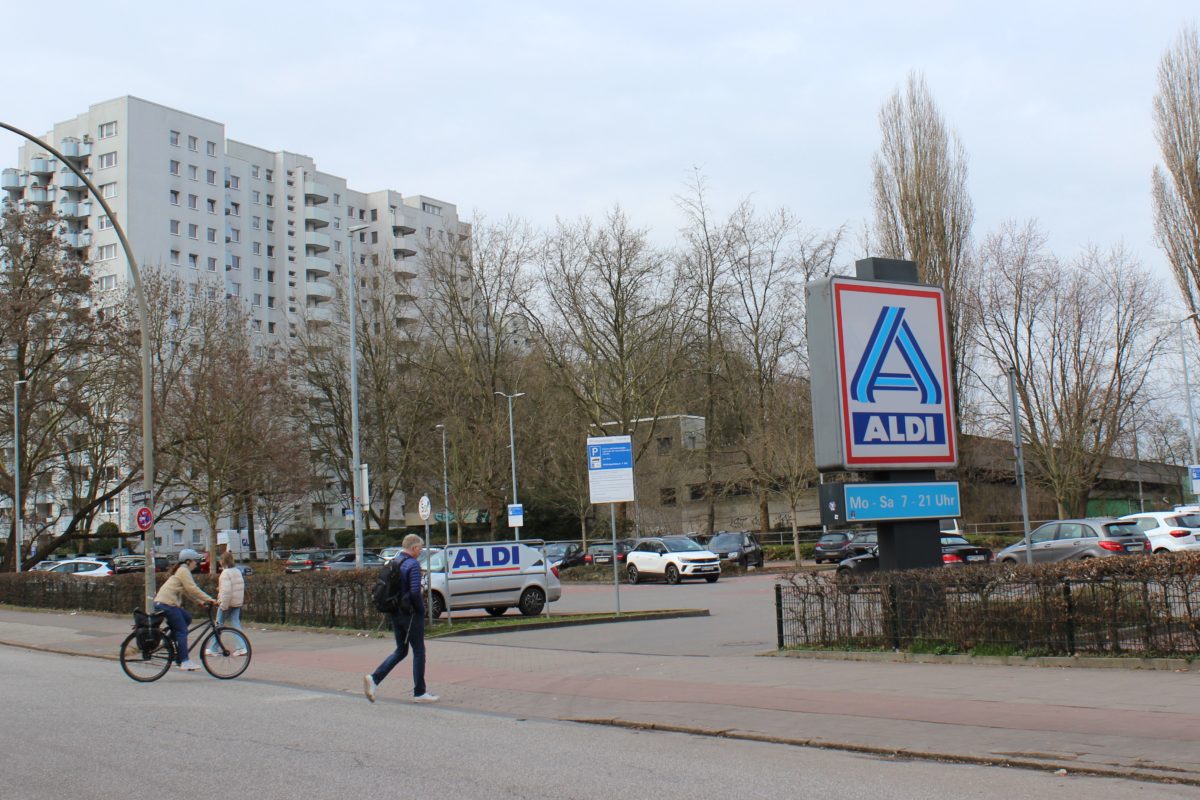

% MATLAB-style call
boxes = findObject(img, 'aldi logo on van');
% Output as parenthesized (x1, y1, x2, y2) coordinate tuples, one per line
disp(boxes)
(451, 544, 523, 575)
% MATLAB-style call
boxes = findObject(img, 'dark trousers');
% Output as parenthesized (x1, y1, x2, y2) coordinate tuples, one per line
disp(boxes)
(370, 612, 426, 696)
(155, 603, 192, 663)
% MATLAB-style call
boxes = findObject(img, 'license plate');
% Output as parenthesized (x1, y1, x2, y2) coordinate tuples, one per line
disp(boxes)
(966, 555, 985, 561)
(1125, 545, 1142, 552)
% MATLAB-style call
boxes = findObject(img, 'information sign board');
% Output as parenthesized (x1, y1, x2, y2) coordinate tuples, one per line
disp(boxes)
(587, 436, 635, 504)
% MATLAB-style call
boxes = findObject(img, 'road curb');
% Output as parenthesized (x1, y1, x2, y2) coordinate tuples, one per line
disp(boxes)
(0, 638, 117, 661)
(430, 608, 710, 638)
(569, 717, 1200, 786)
(767, 648, 1200, 671)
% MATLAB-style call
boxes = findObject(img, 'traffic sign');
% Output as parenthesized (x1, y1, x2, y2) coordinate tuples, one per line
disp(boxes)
(587, 436, 635, 504)
(135, 506, 154, 532)
(418, 494, 432, 521)
(507, 503, 524, 527)
(807, 276, 957, 470)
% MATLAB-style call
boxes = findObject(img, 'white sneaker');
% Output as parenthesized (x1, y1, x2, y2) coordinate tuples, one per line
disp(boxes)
(231, 649, 248, 657)
(413, 693, 439, 703)
(363, 675, 377, 703)
(179, 660, 201, 671)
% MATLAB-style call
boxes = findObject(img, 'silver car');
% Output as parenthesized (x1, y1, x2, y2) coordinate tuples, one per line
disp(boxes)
(996, 518, 1149, 564)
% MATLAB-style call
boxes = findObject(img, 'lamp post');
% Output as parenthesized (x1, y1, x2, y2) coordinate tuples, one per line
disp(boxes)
(436, 423, 451, 546)
(12, 379, 26, 572)
(495, 391, 525, 539)
(0, 123, 153, 597)
(347, 223, 369, 568)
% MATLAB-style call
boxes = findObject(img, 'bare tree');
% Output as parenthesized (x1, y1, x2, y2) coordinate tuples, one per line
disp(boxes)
(1153, 27, 1200, 342)
(970, 221, 1168, 516)
(760, 374, 818, 564)
(872, 72, 976, 430)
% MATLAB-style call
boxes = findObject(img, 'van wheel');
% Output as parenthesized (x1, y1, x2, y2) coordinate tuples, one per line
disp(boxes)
(485, 606, 508, 617)
(705, 575, 719, 583)
(626, 565, 640, 585)
(665, 565, 681, 585)
(430, 592, 446, 618)
(518, 587, 546, 616)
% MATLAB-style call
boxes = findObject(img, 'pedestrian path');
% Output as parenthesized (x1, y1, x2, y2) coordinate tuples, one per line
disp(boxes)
(2, 606, 1198, 785)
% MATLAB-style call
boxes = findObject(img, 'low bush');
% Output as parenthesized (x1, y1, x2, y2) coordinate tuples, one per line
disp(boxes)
(764, 543, 814, 562)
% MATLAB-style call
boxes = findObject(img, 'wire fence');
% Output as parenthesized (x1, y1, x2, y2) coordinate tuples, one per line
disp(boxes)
(776, 554, 1200, 657)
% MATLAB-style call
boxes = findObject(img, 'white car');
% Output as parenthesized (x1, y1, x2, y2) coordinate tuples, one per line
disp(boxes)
(1118, 511, 1200, 554)
(625, 537, 722, 585)
(43, 558, 113, 576)
(419, 541, 562, 617)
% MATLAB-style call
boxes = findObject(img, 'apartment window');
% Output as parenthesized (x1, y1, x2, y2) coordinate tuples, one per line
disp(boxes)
(229, 281, 240, 296)
(251, 319, 262, 331)
(97, 215, 113, 231)
(660, 488, 677, 507)
(207, 198, 217, 214)
(169, 249, 180, 265)
(188, 253, 199, 269)
(422, 202, 442, 215)
(96, 274, 119, 291)
(358, 209, 365, 220)
(370, 209, 378, 222)
(333, 241, 341, 253)
(168, 160, 180, 176)
(657, 436, 673, 453)
(347, 205, 354, 217)
(251, 165, 260, 179)
(264, 169, 273, 181)
(230, 255, 241, 269)
(207, 287, 217, 299)
(188, 194, 198, 210)
(207, 227, 217, 243)
(206, 141, 217, 157)
(333, 217, 340, 230)
(188, 135, 198, 151)
(191, 529, 202, 545)
(98, 151, 118, 169)
(251, 190, 260, 204)
(96, 243, 118, 261)
(229, 228, 240, 243)
(169, 219, 180, 235)
(266, 194, 274, 207)
(169, 130, 180, 146)
(251, 216, 261, 229)
(252, 242, 261, 255)
(252, 267, 262, 280)
(228, 175, 240, 190)
(267, 270, 275, 283)
(266, 245, 275, 257)
(333, 193, 340, 205)
(266, 220, 274, 232)
(268, 321, 276, 334)
(252, 293, 262, 306)
(688, 484, 707, 501)
(229, 202, 240, 217)
(267, 295, 275, 308)
(188, 165, 198, 181)
(188, 223, 198, 239)
(169, 190, 180, 205)
(206, 169, 216, 185)
(207, 257, 217, 272)
(172, 530, 183, 546)
(370, 231, 378, 244)
(98, 121, 117, 139)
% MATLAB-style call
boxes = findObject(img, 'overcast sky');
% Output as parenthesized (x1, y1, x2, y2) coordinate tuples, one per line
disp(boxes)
(2, 1, 1196, 295)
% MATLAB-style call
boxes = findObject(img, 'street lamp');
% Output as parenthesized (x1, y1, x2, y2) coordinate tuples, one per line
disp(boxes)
(347, 223, 369, 568)
(436, 423, 451, 546)
(495, 391, 525, 539)
(12, 379, 26, 573)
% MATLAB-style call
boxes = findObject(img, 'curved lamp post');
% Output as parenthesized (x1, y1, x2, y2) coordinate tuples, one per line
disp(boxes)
(1, 122, 156, 608)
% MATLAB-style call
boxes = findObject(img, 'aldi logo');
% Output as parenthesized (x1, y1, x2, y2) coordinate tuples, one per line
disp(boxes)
(806, 275, 957, 470)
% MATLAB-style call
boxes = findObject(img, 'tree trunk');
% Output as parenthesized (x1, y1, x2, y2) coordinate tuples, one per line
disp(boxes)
(245, 494, 257, 560)
(758, 486, 771, 533)
(791, 507, 802, 566)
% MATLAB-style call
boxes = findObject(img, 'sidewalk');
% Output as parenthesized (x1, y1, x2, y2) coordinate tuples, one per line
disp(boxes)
(3, 606, 1200, 785)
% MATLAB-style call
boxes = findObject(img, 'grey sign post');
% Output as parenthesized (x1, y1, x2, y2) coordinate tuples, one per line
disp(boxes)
(806, 258, 958, 570)
(587, 435, 635, 615)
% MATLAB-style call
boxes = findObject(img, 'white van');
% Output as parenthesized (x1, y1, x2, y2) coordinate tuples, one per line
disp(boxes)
(419, 540, 562, 618)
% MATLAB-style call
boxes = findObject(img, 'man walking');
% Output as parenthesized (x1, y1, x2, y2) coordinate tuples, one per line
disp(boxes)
(364, 533, 438, 704)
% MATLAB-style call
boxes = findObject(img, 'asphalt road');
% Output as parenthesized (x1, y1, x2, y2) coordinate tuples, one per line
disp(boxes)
(4, 646, 1191, 799)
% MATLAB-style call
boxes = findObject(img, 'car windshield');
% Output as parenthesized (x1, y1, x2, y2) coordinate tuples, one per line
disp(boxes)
(421, 549, 446, 572)
(287, 553, 310, 561)
(662, 537, 703, 553)
(941, 536, 970, 547)
(1103, 523, 1141, 537)
(854, 532, 877, 543)
(708, 534, 743, 548)
(544, 544, 568, 558)
(590, 544, 613, 553)
(819, 534, 848, 544)
(1173, 514, 1200, 528)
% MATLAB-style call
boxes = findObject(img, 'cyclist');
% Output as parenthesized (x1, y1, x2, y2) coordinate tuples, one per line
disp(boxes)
(154, 548, 216, 671)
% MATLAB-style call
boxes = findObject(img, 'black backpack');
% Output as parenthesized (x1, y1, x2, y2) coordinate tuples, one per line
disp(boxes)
(372, 556, 413, 614)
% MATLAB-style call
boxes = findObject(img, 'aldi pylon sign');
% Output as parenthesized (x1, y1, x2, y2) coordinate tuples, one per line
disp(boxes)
(806, 276, 957, 470)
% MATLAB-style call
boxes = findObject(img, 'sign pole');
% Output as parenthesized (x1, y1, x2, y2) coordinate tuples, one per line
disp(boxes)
(611, 504, 620, 616)
(586, 434, 635, 615)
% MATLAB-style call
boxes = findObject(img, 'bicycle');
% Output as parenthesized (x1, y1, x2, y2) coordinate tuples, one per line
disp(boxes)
(119, 603, 252, 682)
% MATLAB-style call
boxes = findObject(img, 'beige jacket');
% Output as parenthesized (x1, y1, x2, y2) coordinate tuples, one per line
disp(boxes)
(153, 564, 214, 607)
(217, 566, 245, 610)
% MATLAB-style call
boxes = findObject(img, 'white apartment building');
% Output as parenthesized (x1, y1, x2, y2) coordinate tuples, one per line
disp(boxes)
(1, 96, 469, 553)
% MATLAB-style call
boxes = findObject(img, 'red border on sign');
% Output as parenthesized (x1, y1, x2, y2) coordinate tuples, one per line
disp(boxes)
(832, 280, 956, 467)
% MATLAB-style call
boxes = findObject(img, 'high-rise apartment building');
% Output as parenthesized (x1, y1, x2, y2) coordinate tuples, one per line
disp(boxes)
(2, 95, 466, 346)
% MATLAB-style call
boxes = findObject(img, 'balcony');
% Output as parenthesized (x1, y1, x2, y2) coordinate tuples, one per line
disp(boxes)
(305, 230, 332, 252)
(1, 169, 25, 191)
(26, 186, 55, 205)
(59, 200, 92, 219)
(62, 231, 92, 249)
(392, 222, 416, 236)
(304, 205, 331, 228)
(306, 278, 334, 300)
(56, 169, 88, 191)
(392, 244, 417, 259)
(59, 139, 92, 160)
(29, 157, 55, 176)
(306, 304, 333, 326)
(395, 291, 417, 304)
(306, 255, 333, 276)
(303, 180, 330, 204)
(394, 266, 418, 280)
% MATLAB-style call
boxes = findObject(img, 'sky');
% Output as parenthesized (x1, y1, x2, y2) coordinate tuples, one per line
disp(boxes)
(2, 0, 1197, 298)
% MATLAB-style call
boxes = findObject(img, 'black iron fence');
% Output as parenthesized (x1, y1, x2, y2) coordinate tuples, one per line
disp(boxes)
(776, 553, 1200, 657)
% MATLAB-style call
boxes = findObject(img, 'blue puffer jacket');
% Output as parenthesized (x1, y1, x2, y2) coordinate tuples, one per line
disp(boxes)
(396, 554, 424, 615)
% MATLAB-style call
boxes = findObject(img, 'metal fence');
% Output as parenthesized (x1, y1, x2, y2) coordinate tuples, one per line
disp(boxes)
(776, 571, 1200, 657)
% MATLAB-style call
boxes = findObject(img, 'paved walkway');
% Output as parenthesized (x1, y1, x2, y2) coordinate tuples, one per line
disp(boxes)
(3, 606, 1199, 785)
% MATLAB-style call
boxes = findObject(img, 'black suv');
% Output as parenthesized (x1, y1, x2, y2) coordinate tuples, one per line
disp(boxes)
(813, 530, 877, 564)
(705, 531, 764, 568)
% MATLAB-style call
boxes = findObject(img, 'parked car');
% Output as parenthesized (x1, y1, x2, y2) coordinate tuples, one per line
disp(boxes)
(705, 531, 764, 568)
(420, 541, 562, 617)
(285, 549, 332, 573)
(995, 518, 1149, 564)
(43, 558, 113, 577)
(813, 530, 877, 563)
(625, 536, 722, 585)
(112, 555, 169, 574)
(835, 535, 994, 580)
(1118, 511, 1200, 554)
(320, 551, 385, 571)
(543, 542, 586, 570)
(585, 539, 635, 565)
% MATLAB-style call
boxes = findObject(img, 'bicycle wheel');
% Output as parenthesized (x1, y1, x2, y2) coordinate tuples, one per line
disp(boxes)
(200, 627, 251, 679)
(119, 629, 174, 682)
